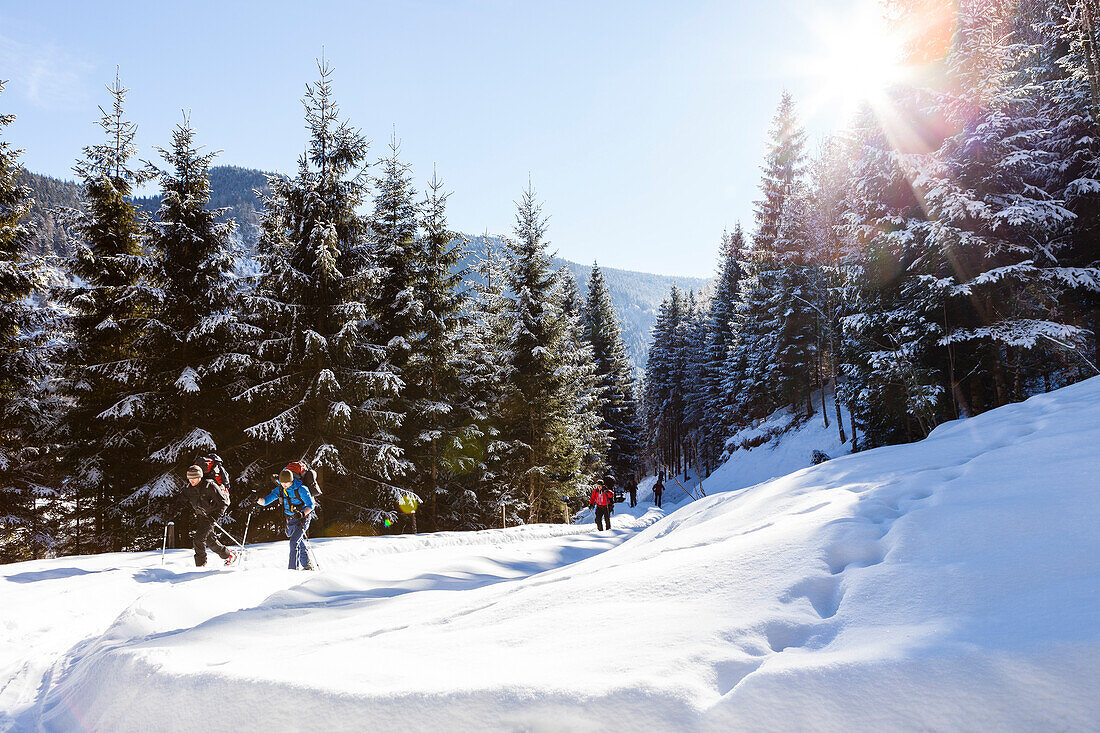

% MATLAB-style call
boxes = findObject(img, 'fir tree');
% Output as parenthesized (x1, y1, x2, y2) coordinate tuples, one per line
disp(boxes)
(0, 81, 60, 560)
(500, 184, 587, 523)
(58, 73, 158, 551)
(644, 286, 690, 474)
(1043, 0, 1100, 374)
(909, 0, 1086, 412)
(677, 290, 702, 474)
(134, 117, 245, 529)
(557, 268, 609, 509)
(462, 235, 516, 527)
(698, 226, 743, 464)
(369, 134, 421, 505)
(404, 170, 477, 531)
(839, 104, 944, 447)
(581, 263, 643, 484)
(236, 59, 404, 528)
(724, 92, 816, 425)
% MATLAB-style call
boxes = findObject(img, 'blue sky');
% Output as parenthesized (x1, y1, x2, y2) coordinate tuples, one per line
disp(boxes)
(1, 0, 872, 277)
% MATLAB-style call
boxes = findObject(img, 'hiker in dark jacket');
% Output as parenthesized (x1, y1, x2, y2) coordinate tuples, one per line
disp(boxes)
(183, 465, 234, 567)
(257, 469, 316, 570)
(589, 479, 616, 531)
(653, 475, 665, 508)
(628, 476, 638, 508)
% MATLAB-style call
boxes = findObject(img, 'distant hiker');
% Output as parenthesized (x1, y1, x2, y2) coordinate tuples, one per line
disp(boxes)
(653, 475, 664, 508)
(628, 476, 638, 508)
(183, 464, 235, 567)
(257, 468, 316, 570)
(589, 479, 615, 531)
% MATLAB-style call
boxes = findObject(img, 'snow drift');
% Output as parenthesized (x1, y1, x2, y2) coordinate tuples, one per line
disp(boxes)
(4, 378, 1100, 731)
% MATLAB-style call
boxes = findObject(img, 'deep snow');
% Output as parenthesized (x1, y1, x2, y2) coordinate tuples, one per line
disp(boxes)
(3, 378, 1100, 732)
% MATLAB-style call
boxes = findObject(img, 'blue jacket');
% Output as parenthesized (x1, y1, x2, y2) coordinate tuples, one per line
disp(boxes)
(261, 477, 315, 517)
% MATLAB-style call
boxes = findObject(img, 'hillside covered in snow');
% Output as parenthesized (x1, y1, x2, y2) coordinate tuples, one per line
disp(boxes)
(3, 377, 1100, 732)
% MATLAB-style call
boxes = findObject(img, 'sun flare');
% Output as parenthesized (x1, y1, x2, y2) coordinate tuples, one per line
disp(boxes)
(796, 3, 910, 122)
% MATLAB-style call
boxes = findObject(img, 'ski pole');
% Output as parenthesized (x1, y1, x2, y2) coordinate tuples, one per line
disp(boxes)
(241, 510, 252, 551)
(210, 521, 243, 547)
(161, 521, 173, 565)
(303, 537, 321, 571)
(196, 508, 245, 547)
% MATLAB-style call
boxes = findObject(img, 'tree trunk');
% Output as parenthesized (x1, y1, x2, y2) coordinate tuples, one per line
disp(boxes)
(992, 357, 1009, 408)
(528, 406, 537, 525)
(430, 440, 438, 533)
(850, 408, 859, 452)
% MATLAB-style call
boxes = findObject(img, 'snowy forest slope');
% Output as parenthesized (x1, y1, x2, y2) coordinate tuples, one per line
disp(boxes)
(4, 376, 1098, 732)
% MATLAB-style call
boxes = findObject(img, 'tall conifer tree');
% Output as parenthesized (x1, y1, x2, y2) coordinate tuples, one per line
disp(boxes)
(236, 60, 403, 526)
(581, 263, 642, 483)
(59, 73, 158, 551)
(135, 118, 244, 528)
(501, 184, 585, 523)
(0, 82, 59, 560)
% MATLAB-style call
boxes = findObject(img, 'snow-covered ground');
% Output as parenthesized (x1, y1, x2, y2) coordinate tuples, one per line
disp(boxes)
(4, 378, 1100, 731)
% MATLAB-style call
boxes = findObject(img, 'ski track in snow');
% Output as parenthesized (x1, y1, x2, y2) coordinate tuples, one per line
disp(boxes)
(4, 379, 1100, 731)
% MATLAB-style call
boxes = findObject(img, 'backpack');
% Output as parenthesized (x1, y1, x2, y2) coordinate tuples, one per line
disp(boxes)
(284, 461, 322, 496)
(199, 454, 230, 490)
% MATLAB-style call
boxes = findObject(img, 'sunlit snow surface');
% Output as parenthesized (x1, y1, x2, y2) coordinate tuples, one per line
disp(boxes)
(4, 378, 1100, 731)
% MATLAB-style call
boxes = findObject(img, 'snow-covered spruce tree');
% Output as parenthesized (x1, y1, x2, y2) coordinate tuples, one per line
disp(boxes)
(133, 117, 246, 530)
(807, 139, 858, 445)
(368, 135, 421, 506)
(680, 289, 709, 477)
(772, 184, 822, 415)
(643, 286, 689, 474)
(404, 171, 479, 531)
(698, 226, 743, 465)
(903, 0, 1087, 413)
(557, 268, 610, 512)
(57, 74, 160, 552)
(1043, 0, 1100, 377)
(236, 60, 404, 528)
(581, 263, 642, 484)
(500, 184, 588, 523)
(723, 92, 815, 426)
(461, 236, 516, 527)
(839, 103, 944, 447)
(0, 82, 60, 561)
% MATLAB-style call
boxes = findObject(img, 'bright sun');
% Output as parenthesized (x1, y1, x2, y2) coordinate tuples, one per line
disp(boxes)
(796, 3, 910, 122)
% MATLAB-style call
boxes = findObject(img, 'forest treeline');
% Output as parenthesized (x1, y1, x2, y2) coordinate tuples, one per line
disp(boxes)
(644, 0, 1100, 479)
(0, 63, 643, 560)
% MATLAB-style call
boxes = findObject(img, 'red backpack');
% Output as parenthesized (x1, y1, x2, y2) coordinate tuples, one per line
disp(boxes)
(284, 461, 322, 496)
(199, 455, 229, 489)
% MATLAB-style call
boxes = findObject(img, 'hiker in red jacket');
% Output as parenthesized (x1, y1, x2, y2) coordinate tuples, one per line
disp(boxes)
(589, 478, 615, 531)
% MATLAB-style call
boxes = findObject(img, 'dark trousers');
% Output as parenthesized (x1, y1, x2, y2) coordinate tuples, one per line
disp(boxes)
(628, 490, 637, 507)
(654, 491, 663, 508)
(286, 514, 313, 569)
(594, 505, 612, 531)
(193, 511, 230, 566)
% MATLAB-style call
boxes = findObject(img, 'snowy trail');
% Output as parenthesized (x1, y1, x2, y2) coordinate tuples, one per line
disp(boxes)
(5, 378, 1100, 731)
(1, 512, 662, 732)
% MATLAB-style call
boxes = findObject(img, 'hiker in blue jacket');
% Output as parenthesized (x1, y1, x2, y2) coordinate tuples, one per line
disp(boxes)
(257, 469, 316, 570)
